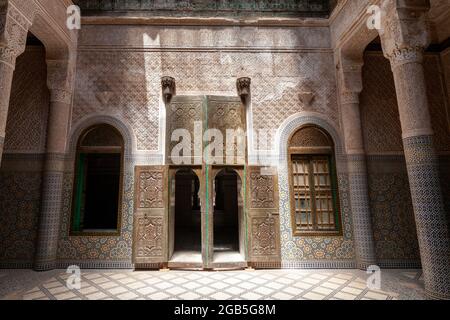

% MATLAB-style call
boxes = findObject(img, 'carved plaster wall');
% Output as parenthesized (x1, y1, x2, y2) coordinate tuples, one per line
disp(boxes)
(73, 25, 338, 153)
(3, 47, 49, 154)
(0, 46, 49, 267)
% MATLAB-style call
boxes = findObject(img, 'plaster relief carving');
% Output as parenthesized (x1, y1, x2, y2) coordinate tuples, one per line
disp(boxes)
(0, 3, 33, 66)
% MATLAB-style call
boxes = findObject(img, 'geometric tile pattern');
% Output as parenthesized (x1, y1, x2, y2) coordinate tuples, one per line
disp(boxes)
(56, 171, 134, 264)
(367, 158, 420, 263)
(346, 155, 376, 269)
(0, 269, 426, 300)
(0, 171, 41, 265)
(403, 135, 450, 299)
(34, 171, 65, 271)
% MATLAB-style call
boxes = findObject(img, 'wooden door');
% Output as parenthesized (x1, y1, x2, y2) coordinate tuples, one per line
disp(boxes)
(247, 166, 281, 267)
(133, 166, 168, 268)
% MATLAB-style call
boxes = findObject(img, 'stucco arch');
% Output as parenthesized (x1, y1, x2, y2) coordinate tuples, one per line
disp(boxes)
(68, 114, 136, 157)
(276, 112, 344, 165)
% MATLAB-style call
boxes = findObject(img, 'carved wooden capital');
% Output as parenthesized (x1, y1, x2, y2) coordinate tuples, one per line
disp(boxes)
(161, 76, 175, 103)
(379, 0, 430, 67)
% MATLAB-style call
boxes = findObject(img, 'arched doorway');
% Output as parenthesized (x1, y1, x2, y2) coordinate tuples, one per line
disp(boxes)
(169, 168, 202, 265)
(213, 168, 245, 264)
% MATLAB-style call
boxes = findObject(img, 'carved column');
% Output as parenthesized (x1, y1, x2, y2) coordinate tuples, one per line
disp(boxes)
(338, 60, 376, 270)
(34, 58, 75, 271)
(0, 2, 32, 165)
(379, 0, 450, 299)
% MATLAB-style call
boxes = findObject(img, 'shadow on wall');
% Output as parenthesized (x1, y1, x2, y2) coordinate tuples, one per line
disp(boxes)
(0, 38, 49, 267)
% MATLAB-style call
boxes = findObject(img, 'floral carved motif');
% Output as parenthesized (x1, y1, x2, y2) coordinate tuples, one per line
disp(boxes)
(289, 126, 331, 148)
(249, 172, 275, 209)
(135, 215, 163, 258)
(138, 171, 164, 208)
(251, 216, 277, 256)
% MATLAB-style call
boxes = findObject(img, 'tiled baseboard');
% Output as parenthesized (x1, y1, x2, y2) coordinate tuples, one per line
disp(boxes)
(0, 260, 422, 270)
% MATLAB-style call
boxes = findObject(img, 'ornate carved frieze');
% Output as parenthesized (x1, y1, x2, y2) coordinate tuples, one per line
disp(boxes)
(74, 0, 332, 17)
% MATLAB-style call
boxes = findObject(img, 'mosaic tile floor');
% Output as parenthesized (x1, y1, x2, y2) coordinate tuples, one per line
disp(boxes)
(0, 269, 426, 300)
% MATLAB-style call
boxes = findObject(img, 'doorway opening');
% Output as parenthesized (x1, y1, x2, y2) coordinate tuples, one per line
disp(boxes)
(170, 168, 202, 265)
(213, 168, 244, 264)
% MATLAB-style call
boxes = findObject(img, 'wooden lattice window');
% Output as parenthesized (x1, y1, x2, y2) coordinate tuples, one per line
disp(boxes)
(288, 126, 341, 236)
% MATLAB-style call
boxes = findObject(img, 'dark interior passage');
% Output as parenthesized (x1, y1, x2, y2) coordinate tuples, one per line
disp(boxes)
(214, 169, 239, 252)
(82, 153, 121, 230)
(174, 169, 201, 252)
(72, 124, 123, 233)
